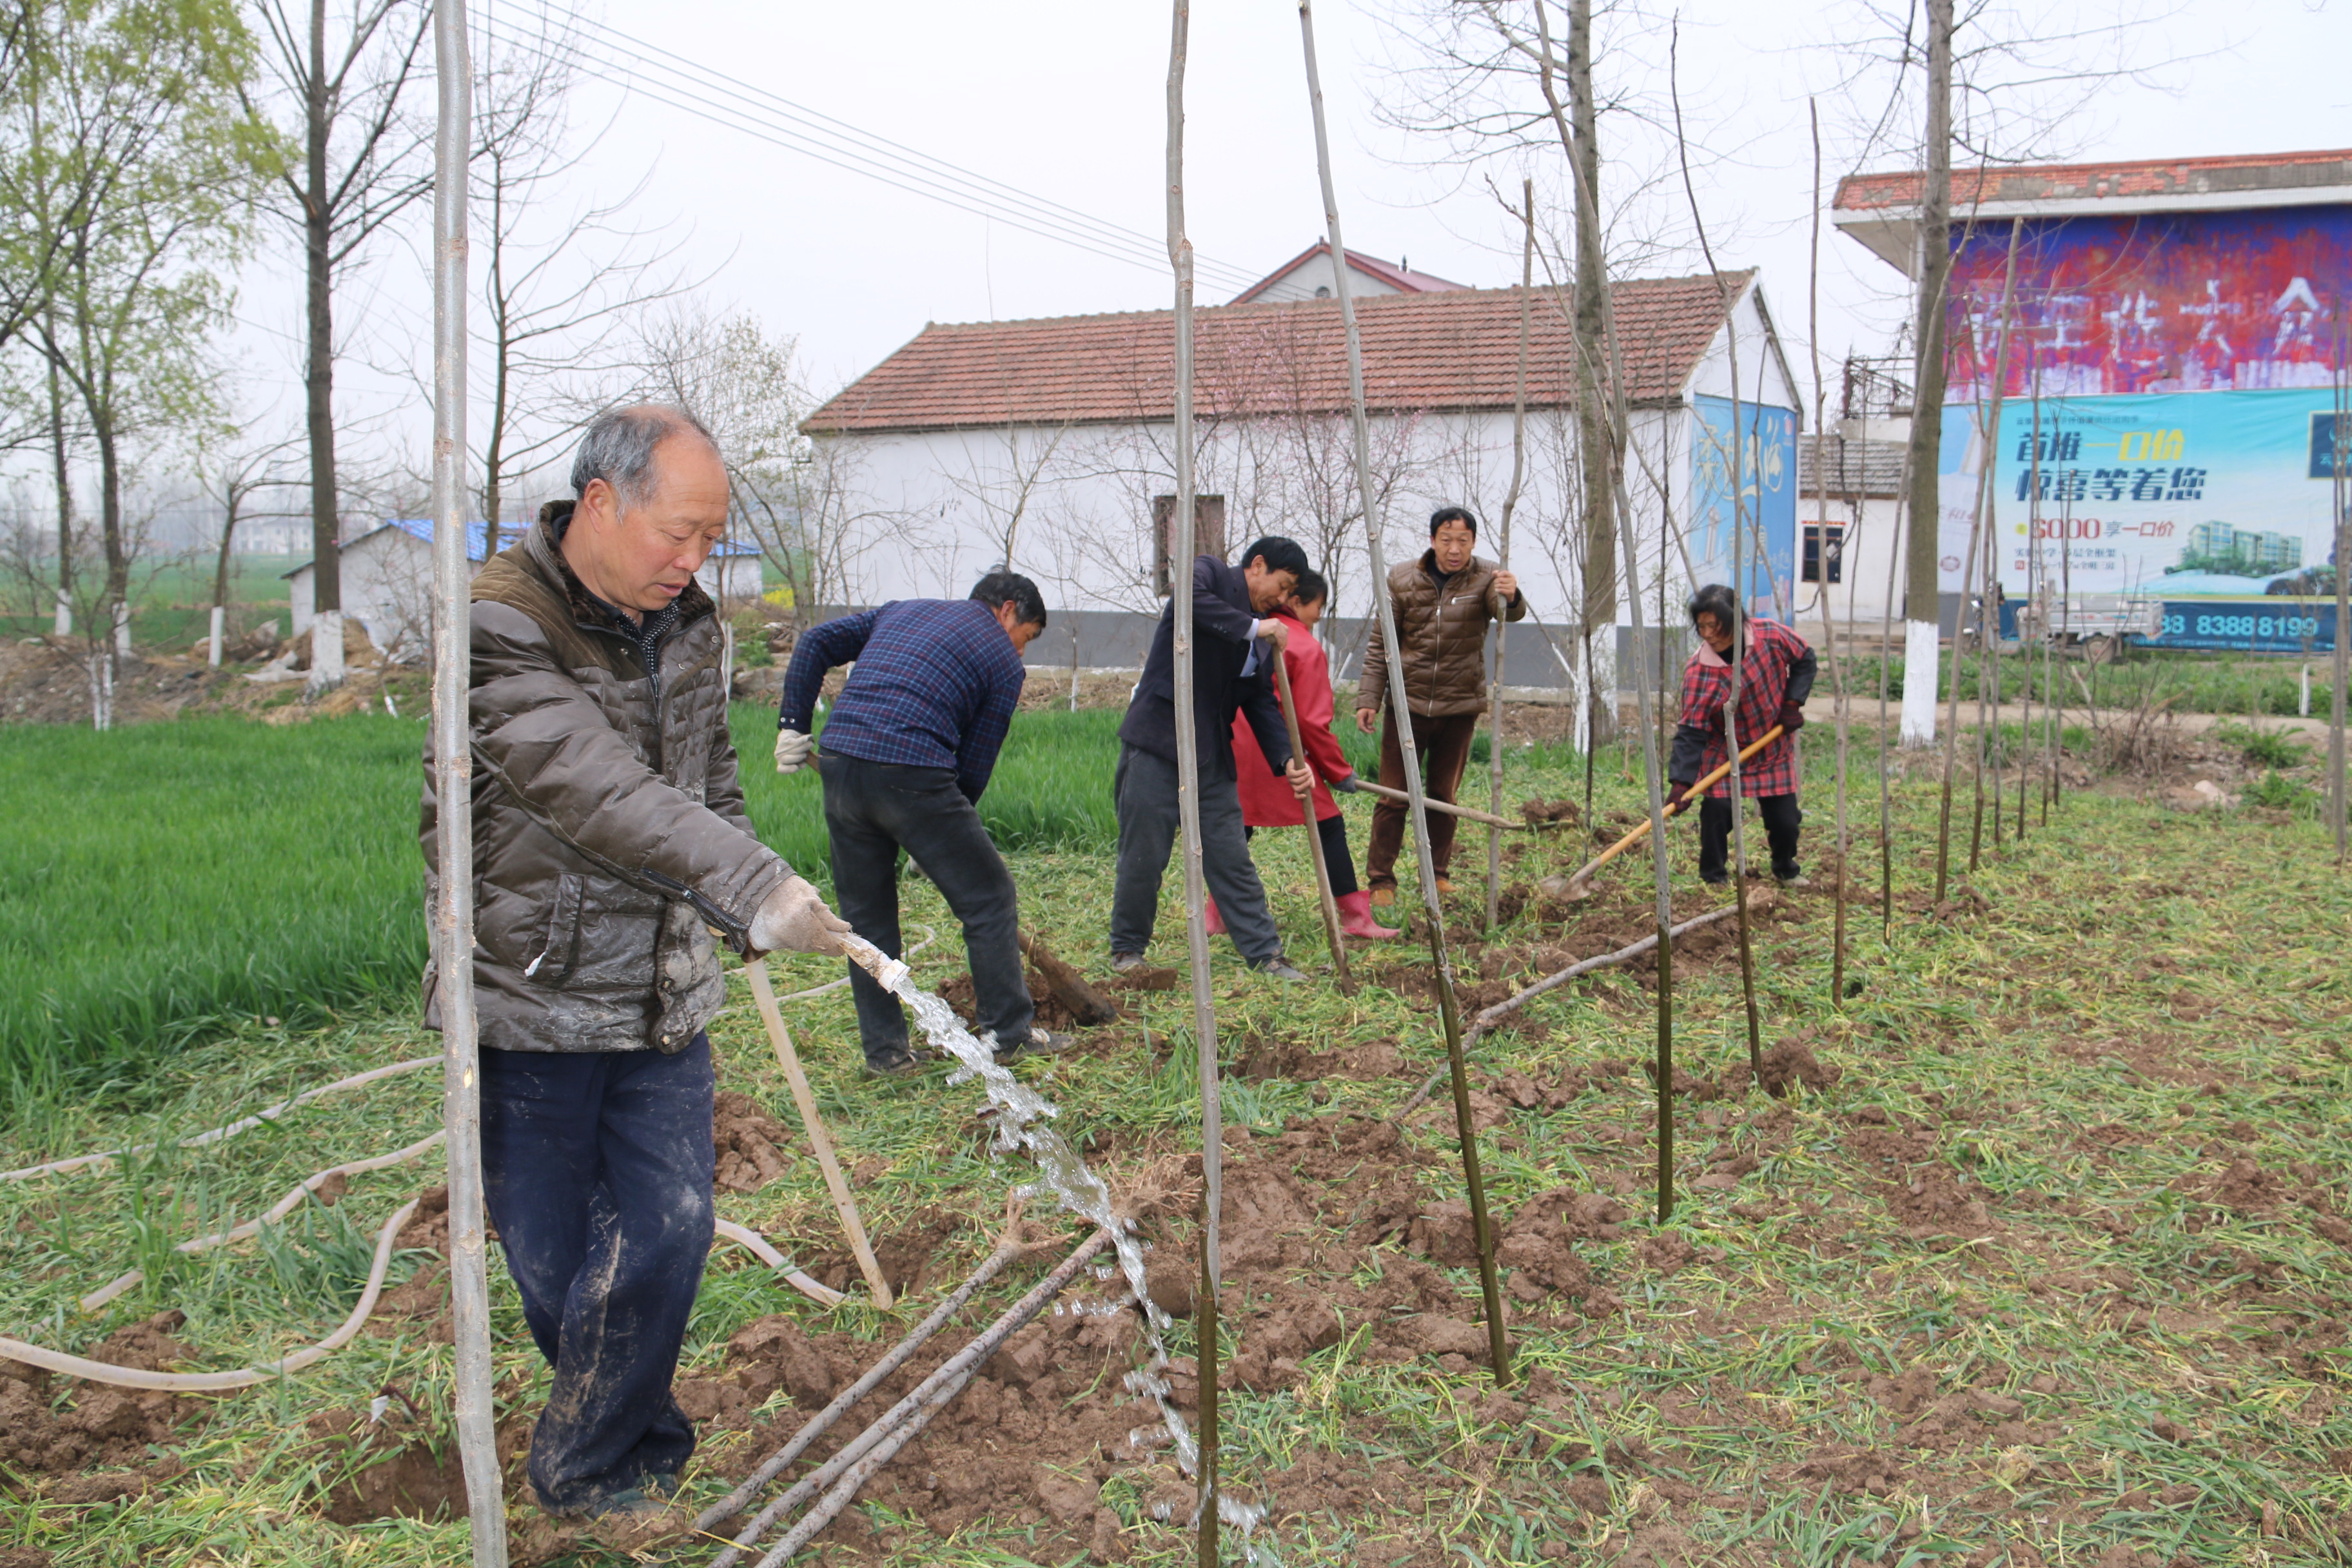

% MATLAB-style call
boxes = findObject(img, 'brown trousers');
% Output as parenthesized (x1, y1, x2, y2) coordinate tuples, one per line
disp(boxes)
(1366, 710, 1481, 888)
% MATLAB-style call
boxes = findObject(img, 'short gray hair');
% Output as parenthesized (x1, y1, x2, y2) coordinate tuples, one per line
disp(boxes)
(569, 405, 719, 507)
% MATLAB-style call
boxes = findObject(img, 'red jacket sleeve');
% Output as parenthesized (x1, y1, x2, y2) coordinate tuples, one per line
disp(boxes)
(1286, 631, 1353, 785)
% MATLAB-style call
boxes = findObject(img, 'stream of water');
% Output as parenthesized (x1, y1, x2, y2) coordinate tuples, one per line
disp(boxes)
(847, 937, 1270, 1560)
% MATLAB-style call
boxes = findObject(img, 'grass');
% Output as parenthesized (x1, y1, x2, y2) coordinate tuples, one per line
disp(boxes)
(1838, 649, 2345, 720)
(0, 714, 431, 1100)
(5, 727, 2352, 1565)
(0, 706, 1126, 1100)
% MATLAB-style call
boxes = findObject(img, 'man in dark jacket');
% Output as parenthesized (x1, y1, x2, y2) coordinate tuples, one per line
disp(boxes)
(1110, 536, 1315, 977)
(421, 406, 850, 1520)
(1355, 505, 1525, 904)
(774, 571, 1071, 1075)
(1667, 582, 1818, 885)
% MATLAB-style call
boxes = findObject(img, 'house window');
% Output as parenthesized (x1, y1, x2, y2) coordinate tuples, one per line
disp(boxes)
(1802, 522, 1844, 585)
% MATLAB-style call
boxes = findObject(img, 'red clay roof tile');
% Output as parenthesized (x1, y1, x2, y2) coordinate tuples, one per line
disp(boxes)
(804, 274, 1746, 435)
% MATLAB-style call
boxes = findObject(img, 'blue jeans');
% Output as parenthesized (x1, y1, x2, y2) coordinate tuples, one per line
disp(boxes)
(479, 1034, 714, 1514)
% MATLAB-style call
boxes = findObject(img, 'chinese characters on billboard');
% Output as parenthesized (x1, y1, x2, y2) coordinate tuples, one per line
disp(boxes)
(1936, 205, 2349, 647)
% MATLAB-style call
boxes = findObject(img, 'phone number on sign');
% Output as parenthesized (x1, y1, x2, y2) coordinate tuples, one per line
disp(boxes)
(2162, 612, 2322, 640)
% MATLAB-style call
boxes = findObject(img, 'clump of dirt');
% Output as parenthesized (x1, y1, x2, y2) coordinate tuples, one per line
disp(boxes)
(0, 1311, 201, 1476)
(1234, 1033, 1338, 1081)
(308, 1397, 533, 1525)
(1796, 1446, 1905, 1496)
(1843, 1122, 1995, 1239)
(712, 1091, 796, 1193)
(1104, 964, 1181, 992)
(1721, 1038, 1841, 1099)
(1520, 798, 1583, 825)
(936, 968, 1088, 1033)
(371, 1186, 455, 1343)
(2204, 1157, 2289, 1213)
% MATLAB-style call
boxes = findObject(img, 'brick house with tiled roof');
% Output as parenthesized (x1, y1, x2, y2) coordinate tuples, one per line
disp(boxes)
(798, 270, 1801, 692)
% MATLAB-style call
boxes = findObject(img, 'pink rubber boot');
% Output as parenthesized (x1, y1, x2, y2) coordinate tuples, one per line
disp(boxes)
(1335, 890, 1400, 940)
(1203, 897, 1227, 935)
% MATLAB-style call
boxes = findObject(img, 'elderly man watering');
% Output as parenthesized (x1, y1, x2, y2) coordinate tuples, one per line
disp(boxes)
(420, 405, 850, 1520)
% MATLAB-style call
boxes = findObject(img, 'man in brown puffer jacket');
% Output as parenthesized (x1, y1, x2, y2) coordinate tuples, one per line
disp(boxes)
(1354, 505, 1525, 905)
(420, 406, 850, 1520)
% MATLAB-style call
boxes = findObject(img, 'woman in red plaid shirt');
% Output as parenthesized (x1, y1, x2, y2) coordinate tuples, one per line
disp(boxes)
(1667, 583, 1818, 886)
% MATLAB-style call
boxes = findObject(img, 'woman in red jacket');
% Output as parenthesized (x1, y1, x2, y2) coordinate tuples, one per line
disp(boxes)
(1211, 571, 1397, 940)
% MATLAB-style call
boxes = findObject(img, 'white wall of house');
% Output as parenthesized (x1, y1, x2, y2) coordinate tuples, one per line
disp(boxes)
(1244, 253, 1413, 304)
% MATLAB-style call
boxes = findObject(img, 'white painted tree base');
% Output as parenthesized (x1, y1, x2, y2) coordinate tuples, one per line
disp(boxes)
(1899, 618, 1938, 747)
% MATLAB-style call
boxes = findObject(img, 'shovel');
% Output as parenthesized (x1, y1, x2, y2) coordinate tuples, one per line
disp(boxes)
(1545, 724, 1786, 901)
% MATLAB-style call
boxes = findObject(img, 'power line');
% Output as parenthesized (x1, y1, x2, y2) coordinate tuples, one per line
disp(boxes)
(476, 6, 1262, 296)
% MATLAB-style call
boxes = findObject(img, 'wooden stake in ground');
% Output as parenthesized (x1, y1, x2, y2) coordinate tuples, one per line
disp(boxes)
(1271, 654, 1352, 990)
(1485, 178, 1535, 932)
(1164, 4, 1226, 1550)
(426, 4, 504, 1560)
(1934, 219, 2021, 905)
(1805, 99, 1853, 1008)
(1298, 0, 1508, 1386)
(2333, 296, 2348, 866)
(1669, 28, 1759, 1077)
(745, 959, 893, 1309)
(1522, 0, 1681, 1220)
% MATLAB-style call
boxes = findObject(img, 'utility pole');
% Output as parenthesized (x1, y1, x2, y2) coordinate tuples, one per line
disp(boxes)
(1899, 0, 1954, 747)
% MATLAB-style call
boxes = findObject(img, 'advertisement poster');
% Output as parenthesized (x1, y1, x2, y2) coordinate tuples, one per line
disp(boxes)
(1934, 389, 2348, 649)
(1690, 395, 1798, 614)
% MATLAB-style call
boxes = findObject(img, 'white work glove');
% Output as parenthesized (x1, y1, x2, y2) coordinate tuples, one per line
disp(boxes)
(748, 875, 852, 956)
(774, 727, 812, 774)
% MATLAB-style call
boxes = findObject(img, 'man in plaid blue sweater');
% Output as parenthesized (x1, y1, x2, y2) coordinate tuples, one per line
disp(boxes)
(775, 573, 1068, 1074)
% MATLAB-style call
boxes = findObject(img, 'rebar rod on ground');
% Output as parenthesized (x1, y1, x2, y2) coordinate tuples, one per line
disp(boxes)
(693, 1234, 1023, 1533)
(429, 0, 502, 1556)
(716, 1229, 1113, 1568)
(1297, 0, 1507, 1386)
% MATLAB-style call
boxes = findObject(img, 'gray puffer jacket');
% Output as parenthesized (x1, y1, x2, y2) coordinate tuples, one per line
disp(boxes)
(420, 503, 791, 1054)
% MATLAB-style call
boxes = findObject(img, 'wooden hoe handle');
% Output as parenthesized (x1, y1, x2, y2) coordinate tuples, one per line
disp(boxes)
(746, 957, 895, 1309)
(1567, 724, 1787, 886)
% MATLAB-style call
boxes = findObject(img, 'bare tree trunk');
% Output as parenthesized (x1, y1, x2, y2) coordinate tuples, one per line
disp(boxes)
(1298, 0, 1508, 1385)
(46, 330, 72, 638)
(1567, 0, 1615, 745)
(429, 0, 504, 1556)
(1900, 0, 1954, 749)
(303, 0, 345, 693)
(1485, 179, 1534, 932)
(210, 487, 240, 667)
(1166, 4, 1225, 1550)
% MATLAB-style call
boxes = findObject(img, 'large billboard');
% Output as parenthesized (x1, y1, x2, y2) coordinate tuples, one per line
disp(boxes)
(1690, 395, 1798, 614)
(1933, 203, 2349, 648)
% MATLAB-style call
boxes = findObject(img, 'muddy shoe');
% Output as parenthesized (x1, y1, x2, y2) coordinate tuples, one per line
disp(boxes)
(1433, 876, 1456, 896)
(1110, 951, 1148, 972)
(1254, 956, 1308, 982)
(1367, 885, 1397, 908)
(861, 1048, 923, 1079)
(1776, 872, 1812, 888)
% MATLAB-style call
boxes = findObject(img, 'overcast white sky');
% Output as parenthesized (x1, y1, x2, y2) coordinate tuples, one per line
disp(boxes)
(225, 0, 2352, 488)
